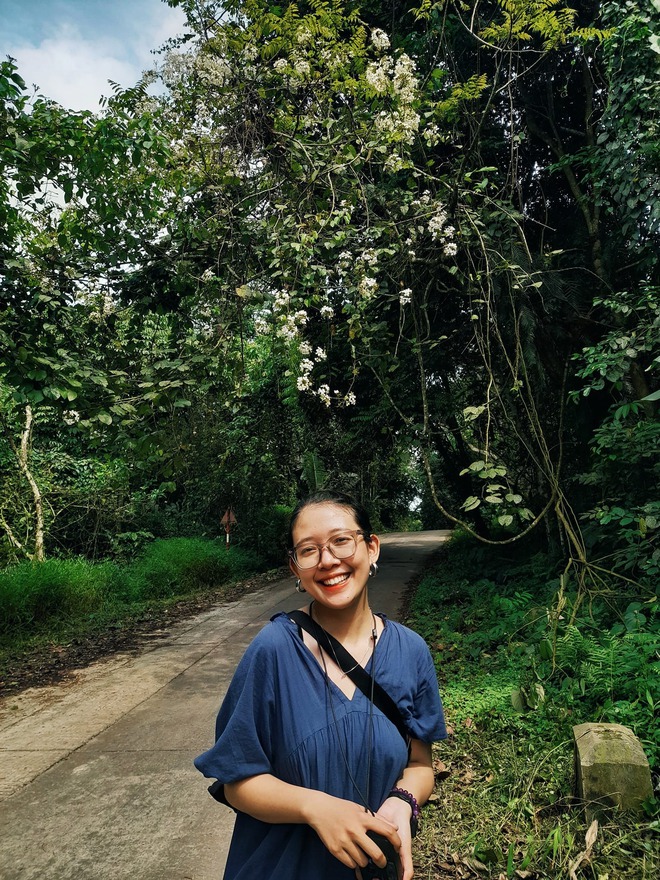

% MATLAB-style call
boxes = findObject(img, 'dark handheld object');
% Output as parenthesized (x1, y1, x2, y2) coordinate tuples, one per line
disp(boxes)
(360, 831, 399, 880)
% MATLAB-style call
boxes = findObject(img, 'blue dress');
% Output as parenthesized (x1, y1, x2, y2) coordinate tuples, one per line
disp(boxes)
(194, 612, 446, 880)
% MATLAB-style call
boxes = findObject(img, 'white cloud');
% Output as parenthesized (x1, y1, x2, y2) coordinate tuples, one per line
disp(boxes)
(4, 2, 186, 112)
(11, 25, 137, 111)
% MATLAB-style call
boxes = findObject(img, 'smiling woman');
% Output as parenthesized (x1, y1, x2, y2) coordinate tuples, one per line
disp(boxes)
(195, 490, 447, 880)
(0, 0, 185, 111)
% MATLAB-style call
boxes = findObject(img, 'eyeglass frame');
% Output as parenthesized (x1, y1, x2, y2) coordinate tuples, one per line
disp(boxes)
(288, 529, 372, 570)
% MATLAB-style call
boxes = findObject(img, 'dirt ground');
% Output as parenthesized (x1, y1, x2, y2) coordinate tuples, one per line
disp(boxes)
(0, 567, 290, 697)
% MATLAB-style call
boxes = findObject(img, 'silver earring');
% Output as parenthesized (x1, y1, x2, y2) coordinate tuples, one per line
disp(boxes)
(295, 578, 306, 593)
(369, 562, 378, 578)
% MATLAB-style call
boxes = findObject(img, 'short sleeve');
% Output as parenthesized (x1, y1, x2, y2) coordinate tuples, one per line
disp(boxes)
(407, 642, 447, 742)
(194, 630, 278, 784)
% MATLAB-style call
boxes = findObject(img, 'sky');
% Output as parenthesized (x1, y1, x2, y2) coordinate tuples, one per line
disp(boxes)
(1, 0, 187, 111)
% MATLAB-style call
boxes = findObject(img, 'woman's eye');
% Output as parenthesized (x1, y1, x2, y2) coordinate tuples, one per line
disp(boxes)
(298, 545, 317, 557)
(332, 536, 351, 546)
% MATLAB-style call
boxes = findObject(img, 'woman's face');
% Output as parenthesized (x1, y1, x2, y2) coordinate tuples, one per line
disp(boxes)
(289, 503, 380, 610)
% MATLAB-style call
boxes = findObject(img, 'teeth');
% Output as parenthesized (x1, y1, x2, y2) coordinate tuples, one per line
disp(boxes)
(321, 574, 349, 587)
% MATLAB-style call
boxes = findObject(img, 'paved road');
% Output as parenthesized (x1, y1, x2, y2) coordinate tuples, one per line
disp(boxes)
(0, 530, 449, 880)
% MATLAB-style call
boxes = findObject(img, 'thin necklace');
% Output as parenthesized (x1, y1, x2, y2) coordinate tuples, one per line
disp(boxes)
(311, 603, 378, 812)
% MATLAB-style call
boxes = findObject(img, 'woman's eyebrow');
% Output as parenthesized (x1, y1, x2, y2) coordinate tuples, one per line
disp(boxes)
(295, 528, 352, 543)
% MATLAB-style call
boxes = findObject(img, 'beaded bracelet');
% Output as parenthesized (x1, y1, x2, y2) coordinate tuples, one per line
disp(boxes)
(387, 787, 420, 837)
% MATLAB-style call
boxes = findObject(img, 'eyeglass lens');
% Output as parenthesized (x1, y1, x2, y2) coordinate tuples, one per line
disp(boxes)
(294, 533, 358, 568)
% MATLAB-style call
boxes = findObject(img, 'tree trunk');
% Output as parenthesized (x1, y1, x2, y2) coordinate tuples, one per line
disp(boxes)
(17, 405, 46, 562)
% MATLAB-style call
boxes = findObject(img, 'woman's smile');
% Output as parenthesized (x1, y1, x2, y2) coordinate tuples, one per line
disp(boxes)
(318, 572, 351, 589)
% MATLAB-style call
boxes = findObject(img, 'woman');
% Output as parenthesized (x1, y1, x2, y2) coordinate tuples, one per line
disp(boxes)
(195, 490, 446, 879)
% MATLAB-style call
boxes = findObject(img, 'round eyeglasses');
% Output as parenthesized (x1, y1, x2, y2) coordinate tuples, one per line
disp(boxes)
(290, 530, 369, 570)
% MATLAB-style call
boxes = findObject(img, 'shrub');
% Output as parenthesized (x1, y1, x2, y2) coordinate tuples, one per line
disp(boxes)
(0, 558, 116, 634)
(127, 537, 235, 600)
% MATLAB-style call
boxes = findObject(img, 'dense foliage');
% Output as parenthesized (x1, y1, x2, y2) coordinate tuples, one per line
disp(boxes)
(408, 535, 659, 878)
(0, 0, 657, 683)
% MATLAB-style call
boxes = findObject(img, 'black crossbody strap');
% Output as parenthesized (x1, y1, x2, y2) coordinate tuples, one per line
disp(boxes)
(289, 610, 410, 745)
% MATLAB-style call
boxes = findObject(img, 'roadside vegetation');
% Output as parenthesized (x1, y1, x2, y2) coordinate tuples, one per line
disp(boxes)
(408, 535, 659, 879)
(0, 537, 271, 688)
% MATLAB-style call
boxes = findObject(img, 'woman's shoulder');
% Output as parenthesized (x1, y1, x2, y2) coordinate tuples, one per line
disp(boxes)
(380, 616, 433, 659)
(246, 611, 297, 651)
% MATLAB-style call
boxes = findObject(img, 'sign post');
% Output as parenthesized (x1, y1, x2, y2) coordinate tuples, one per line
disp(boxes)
(221, 507, 237, 549)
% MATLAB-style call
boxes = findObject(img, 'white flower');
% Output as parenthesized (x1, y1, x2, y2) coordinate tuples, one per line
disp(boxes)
(201, 268, 215, 282)
(63, 410, 80, 425)
(399, 288, 412, 305)
(371, 28, 390, 51)
(365, 59, 391, 94)
(393, 54, 417, 104)
(443, 241, 458, 257)
(293, 309, 308, 325)
(300, 358, 314, 373)
(294, 59, 310, 77)
(319, 304, 334, 319)
(299, 341, 312, 355)
(344, 392, 357, 406)
(361, 249, 378, 266)
(428, 207, 449, 240)
(277, 315, 299, 340)
(315, 347, 327, 361)
(254, 316, 270, 335)
(297, 375, 311, 391)
(316, 384, 331, 407)
(274, 58, 287, 72)
(273, 289, 291, 311)
(195, 53, 230, 86)
(359, 277, 378, 298)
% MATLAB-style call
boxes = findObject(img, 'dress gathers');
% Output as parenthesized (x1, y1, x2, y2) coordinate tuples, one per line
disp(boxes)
(194, 612, 447, 880)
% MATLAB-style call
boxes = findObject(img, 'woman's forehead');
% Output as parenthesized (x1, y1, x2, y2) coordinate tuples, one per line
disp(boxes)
(292, 503, 358, 538)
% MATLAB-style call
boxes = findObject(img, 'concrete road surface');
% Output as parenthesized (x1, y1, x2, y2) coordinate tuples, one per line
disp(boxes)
(0, 530, 449, 880)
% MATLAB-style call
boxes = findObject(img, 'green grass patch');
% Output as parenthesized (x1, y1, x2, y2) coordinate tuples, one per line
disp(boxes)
(0, 539, 268, 676)
(408, 536, 659, 879)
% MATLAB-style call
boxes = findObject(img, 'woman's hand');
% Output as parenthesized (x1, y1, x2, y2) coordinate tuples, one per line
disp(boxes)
(306, 793, 401, 872)
(375, 797, 413, 880)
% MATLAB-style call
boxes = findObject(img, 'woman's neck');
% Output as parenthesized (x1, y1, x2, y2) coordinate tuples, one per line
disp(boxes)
(309, 596, 374, 643)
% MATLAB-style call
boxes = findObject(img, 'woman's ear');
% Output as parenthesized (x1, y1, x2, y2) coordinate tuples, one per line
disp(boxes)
(367, 534, 380, 562)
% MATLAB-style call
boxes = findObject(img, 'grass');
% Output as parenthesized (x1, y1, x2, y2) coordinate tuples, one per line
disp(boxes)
(407, 536, 659, 879)
(0, 538, 269, 682)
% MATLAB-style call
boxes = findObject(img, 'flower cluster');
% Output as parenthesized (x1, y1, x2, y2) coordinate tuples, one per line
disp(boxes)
(273, 290, 291, 311)
(392, 54, 417, 104)
(370, 28, 390, 52)
(359, 276, 378, 299)
(316, 384, 331, 406)
(375, 106, 420, 145)
(254, 316, 270, 335)
(365, 57, 392, 94)
(399, 288, 412, 306)
(195, 53, 230, 87)
(319, 304, 334, 319)
(428, 205, 458, 258)
(293, 59, 310, 78)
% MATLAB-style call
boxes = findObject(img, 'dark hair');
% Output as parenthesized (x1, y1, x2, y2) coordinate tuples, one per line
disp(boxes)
(287, 490, 374, 550)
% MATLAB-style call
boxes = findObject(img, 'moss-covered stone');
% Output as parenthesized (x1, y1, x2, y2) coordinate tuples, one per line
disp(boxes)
(573, 722, 653, 818)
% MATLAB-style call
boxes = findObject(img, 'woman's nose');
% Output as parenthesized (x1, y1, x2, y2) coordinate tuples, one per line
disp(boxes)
(318, 545, 337, 565)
